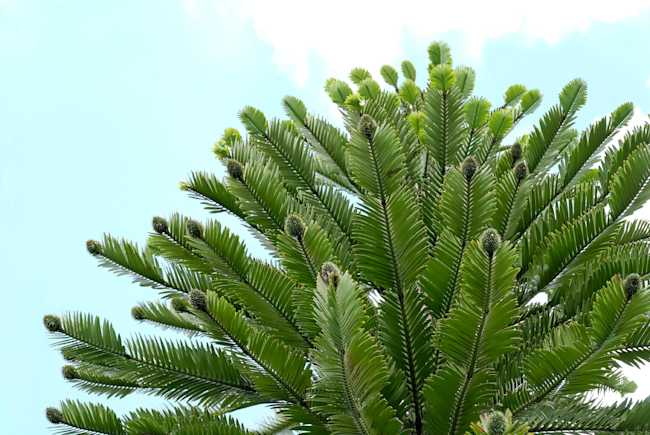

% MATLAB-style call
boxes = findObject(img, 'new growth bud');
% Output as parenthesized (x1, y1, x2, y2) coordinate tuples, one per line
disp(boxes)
(624, 273, 641, 299)
(86, 239, 101, 256)
(486, 411, 507, 435)
(461, 156, 479, 181)
(514, 160, 529, 181)
(46, 407, 64, 424)
(62, 365, 77, 380)
(226, 159, 244, 181)
(189, 289, 207, 312)
(358, 114, 377, 141)
(284, 214, 306, 240)
(186, 219, 203, 239)
(320, 262, 341, 288)
(43, 315, 62, 332)
(510, 142, 522, 163)
(152, 216, 168, 234)
(131, 306, 146, 321)
(481, 228, 501, 257)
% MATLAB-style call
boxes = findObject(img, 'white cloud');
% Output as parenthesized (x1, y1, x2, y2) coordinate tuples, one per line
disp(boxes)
(183, 0, 650, 85)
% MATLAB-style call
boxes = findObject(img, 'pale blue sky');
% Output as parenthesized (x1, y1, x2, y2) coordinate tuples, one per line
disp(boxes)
(1, 1, 650, 433)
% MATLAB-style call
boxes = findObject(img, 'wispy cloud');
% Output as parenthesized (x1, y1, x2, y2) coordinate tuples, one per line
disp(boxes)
(183, 0, 650, 85)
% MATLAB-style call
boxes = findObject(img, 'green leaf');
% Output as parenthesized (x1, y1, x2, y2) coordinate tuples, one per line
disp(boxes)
(312, 273, 402, 434)
(380, 65, 398, 87)
(401, 60, 416, 81)
(428, 41, 452, 66)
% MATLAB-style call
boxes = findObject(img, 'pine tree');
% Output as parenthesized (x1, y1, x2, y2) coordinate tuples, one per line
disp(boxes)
(44, 41, 650, 434)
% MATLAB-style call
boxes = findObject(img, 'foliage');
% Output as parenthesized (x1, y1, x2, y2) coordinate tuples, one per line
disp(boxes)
(44, 41, 650, 434)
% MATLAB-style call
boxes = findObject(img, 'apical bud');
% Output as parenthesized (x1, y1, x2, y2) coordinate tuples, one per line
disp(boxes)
(46, 407, 64, 424)
(320, 262, 341, 288)
(226, 159, 244, 181)
(152, 216, 168, 234)
(189, 289, 207, 312)
(86, 239, 101, 256)
(43, 315, 62, 333)
(358, 114, 377, 141)
(461, 156, 479, 181)
(186, 219, 203, 239)
(624, 273, 641, 300)
(480, 228, 501, 257)
(284, 214, 306, 240)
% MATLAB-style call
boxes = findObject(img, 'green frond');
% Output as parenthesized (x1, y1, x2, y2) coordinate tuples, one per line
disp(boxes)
(401, 60, 416, 81)
(524, 79, 587, 175)
(48, 400, 124, 435)
(424, 240, 521, 435)
(182, 171, 245, 217)
(131, 301, 202, 336)
(423, 65, 467, 171)
(197, 294, 312, 405)
(312, 273, 402, 434)
(503, 84, 527, 107)
(512, 276, 650, 413)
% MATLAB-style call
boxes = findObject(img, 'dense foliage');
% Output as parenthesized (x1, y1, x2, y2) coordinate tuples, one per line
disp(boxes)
(44, 42, 650, 434)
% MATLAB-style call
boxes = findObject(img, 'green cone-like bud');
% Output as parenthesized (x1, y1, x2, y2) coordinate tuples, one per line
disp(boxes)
(511, 142, 522, 163)
(624, 273, 641, 299)
(189, 289, 207, 312)
(344, 93, 362, 111)
(226, 159, 244, 181)
(461, 156, 479, 181)
(43, 315, 62, 332)
(46, 407, 64, 424)
(285, 214, 306, 240)
(486, 411, 507, 435)
(152, 216, 168, 234)
(186, 219, 203, 239)
(481, 228, 501, 257)
(62, 365, 77, 380)
(514, 160, 529, 181)
(358, 114, 377, 141)
(171, 296, 190, 313)
(131, 306, 146, 321)
(320, 262, 341, 288)
(86, 239, 101, 255)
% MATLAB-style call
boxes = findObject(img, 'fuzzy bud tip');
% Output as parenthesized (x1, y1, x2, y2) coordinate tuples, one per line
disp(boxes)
(624, 273, 641, 299)
(187, 219, 203, 239)
(226, 159, 244, 181)
(358, 114, 377, 140)
(62, 365, 77, 380)
(486, 411, 507, 435)
(43, 315, 62, 333)
(510, 142, 522, 163)
(481, 228, 501, 257)
(86, 239, 101, 256)
(514, 160, 528, 181)
(461, 156, 479, 181)
(152, 216, 168, 234)
(46, 407, 64, 424)
(189, 289, 207, 312)
(320, 262, 341, 288)
(131, 306, 146, 321)
(284, 214, 306, 240)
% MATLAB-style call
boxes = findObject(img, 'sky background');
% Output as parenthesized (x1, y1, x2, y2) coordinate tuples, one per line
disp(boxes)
(2, 1, 650, 433)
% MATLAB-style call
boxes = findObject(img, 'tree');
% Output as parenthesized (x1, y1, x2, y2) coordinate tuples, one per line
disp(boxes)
(44, 41, 650, 434)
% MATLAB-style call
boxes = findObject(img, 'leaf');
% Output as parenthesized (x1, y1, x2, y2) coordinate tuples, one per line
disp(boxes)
(312, 273, 402, 434)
